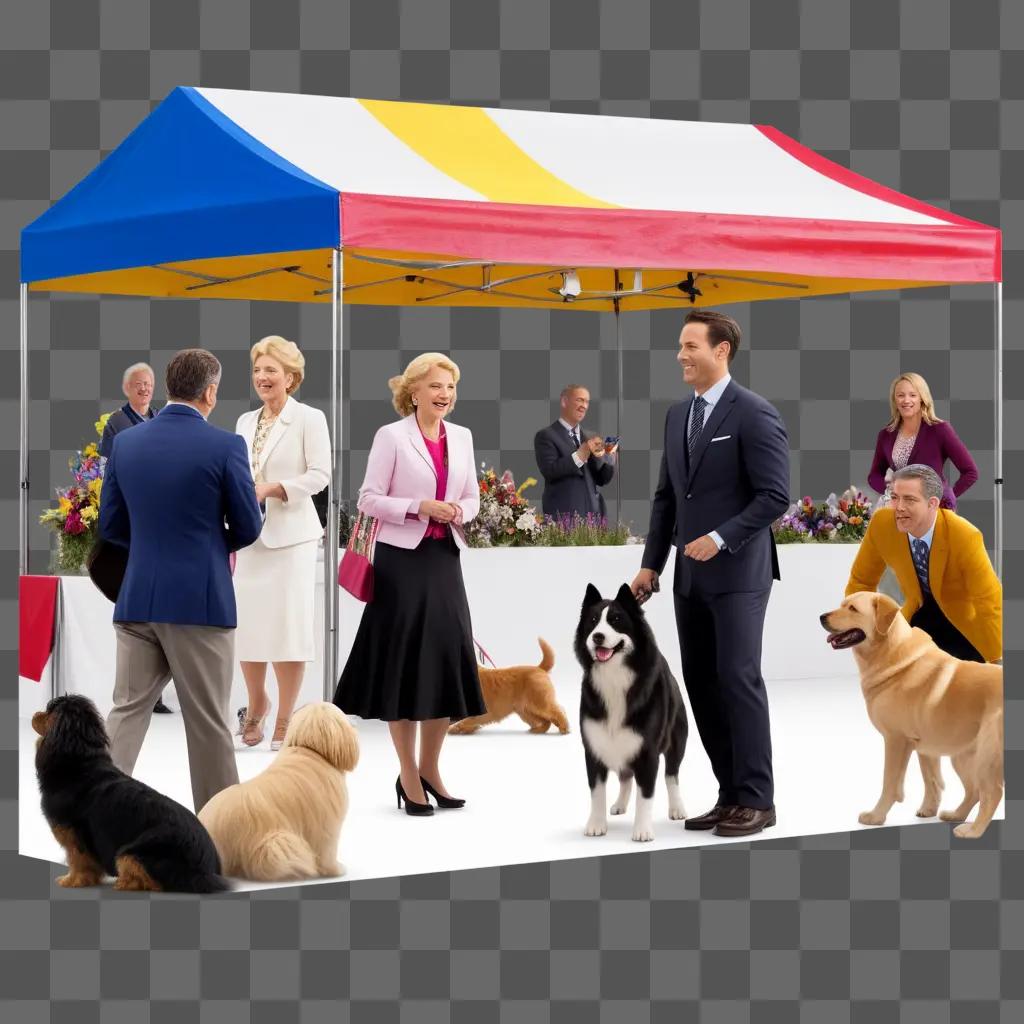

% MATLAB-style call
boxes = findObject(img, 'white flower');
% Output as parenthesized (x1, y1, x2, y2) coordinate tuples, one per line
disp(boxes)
(515, 512, 538, 532)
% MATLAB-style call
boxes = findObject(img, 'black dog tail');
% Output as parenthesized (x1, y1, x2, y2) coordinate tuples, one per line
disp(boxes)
(187, 871, 231, 894)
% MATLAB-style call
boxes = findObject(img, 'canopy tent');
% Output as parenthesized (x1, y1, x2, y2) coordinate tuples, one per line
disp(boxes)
(19, 87, 1004, 693)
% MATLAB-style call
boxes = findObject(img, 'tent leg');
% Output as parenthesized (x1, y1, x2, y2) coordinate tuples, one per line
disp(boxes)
(19, 283, 29, 575)
(614, 287, 622, 529)
(324, 248, 344, 700)
(994, 281, 1003, 580)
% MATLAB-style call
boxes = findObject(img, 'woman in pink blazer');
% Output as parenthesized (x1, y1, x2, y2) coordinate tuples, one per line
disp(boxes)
(333, 353, 485, 816)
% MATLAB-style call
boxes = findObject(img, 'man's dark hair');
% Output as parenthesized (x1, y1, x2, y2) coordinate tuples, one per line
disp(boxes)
(684, 309, 742, 362)
(165, 349, 221, 402)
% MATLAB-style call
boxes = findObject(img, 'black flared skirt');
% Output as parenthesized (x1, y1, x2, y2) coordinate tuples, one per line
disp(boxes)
(333, 534, 485, 722)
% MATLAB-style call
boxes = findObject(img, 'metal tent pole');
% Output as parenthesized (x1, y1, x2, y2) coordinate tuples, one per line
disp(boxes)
(324, 248, 344, 699)
(19, 283, 29, 575)
(994, 281, 1003, 579)
(613, 272, 623, 529)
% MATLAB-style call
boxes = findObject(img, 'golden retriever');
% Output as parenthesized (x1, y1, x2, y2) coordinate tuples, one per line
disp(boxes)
(198, 702, 359, 881)
(820, 592, 1003, 839)
(450, 638, 569, 735)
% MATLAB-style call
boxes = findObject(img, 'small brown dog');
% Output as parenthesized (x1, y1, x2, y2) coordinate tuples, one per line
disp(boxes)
(450, 638, 569, 735)
(820, 592, 1003, 839)
(198, 703, 359, 881)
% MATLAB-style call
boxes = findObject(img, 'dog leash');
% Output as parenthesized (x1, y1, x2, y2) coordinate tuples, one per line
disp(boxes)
(474, 638, 497, 668)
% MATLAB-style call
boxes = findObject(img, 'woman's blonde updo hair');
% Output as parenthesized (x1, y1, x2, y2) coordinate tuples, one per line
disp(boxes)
(250, 335, 305, 394)
(388, 352, 461, 417)
(886, 371, 942, 431)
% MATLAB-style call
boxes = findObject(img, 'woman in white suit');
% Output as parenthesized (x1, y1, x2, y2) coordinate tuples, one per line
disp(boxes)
(235, 336, 331, 749)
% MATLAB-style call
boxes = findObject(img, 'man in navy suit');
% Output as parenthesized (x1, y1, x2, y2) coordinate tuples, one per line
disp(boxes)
(534, 385, 616, 521)
(632, 310, 790, 838)
(99, 348, 264, 812)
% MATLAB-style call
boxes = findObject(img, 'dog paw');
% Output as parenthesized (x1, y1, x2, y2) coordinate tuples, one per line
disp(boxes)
(858, 811, 887, 826)
(56, 873, 85, 888)
(940, 809, 966, 823)
(631, 827, 655, 842)
(668, 805, 687, 821)
(953, 822, 984, 839)
(321, 861, 346, 877)
(916, 804, 939, 818)
(610, 802, 627, 816)
(584, 819, 608, 837)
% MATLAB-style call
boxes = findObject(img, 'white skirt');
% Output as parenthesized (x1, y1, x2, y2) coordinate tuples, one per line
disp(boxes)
(233, 538, 318, 662)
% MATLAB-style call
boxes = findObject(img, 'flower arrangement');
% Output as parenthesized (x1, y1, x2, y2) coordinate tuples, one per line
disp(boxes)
(39, 412, 112, 573)
(773, 486, 873, 544)
(465, 465, 637, 547)
(465, 466, 544, 547)
(534, 512, 635, 547)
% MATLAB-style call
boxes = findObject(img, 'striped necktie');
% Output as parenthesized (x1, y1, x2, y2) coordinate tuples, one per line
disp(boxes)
(688, 396, 707, 457)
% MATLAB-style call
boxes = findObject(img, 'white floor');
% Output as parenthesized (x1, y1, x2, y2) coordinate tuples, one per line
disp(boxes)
(19, 670, 1003, 892)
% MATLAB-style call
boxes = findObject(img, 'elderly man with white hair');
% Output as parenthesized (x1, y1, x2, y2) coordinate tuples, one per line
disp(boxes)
(99, 361, 173, 714)
(99, 362, 157, 459)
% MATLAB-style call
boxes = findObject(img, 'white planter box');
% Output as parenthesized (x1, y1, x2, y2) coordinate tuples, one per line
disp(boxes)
(21, 543, 860, 718)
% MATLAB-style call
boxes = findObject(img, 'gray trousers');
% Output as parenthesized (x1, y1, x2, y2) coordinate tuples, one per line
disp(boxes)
(107, 621, 239, 813)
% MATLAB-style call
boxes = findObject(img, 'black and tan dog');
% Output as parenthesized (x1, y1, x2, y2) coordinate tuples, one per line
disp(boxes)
(33, 695, 229, 892)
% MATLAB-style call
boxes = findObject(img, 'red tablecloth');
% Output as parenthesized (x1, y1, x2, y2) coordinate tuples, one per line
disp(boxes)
(19, 575, 59, 681)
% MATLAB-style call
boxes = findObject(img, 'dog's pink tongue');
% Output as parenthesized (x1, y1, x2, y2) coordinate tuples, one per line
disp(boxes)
(595, 647, 614, 662)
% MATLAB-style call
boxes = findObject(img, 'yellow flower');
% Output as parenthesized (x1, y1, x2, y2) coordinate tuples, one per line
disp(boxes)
(95, 411, 113, 437)
(516, 477, 537, 497)
(83, 442, 98, 458)
(88, 478, 102, 503)
(58, 496, 72, 516)
(81, 506, 97, 523)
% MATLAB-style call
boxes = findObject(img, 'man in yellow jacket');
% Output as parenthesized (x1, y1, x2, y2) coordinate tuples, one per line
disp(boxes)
(846, 464, 1001, 663)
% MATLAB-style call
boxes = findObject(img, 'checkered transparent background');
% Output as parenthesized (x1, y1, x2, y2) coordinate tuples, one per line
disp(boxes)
(1, 0, 1022, 1018)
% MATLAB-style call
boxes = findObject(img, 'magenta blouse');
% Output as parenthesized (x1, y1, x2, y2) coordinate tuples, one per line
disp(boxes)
(422, 428, 449, 539)
(868, 419, 978, 510)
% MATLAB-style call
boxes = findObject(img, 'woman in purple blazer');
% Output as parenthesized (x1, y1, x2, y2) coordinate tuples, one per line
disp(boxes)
(868, 372, 978, 510)
(333, 353, 485, 817)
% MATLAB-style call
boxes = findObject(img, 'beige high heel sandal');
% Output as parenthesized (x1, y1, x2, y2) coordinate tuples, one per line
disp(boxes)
(270, 717, 290, 752)
(240, 709, 269, 747)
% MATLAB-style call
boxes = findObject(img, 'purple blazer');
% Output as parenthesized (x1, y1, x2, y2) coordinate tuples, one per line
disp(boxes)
(868, 419, 978, 510)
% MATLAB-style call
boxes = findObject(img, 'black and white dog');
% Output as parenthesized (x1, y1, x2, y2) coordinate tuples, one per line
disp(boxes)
(575, 583, 688, 841)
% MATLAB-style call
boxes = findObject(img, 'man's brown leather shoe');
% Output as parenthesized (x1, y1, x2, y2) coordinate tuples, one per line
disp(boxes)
(713, 806, 776, 837)
(684, 805, 738, 831)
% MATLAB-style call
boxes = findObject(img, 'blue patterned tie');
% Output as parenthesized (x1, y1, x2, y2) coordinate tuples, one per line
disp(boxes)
(911, 538, 931, 596)
(688, 396, 707, 457)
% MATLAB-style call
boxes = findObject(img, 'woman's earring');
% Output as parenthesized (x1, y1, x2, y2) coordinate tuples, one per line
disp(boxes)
(412, 398, 418, 406)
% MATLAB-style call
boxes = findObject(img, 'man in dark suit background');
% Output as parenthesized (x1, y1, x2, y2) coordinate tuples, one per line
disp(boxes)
(631, 310, 790, 838)
(99, 362, 157, 458)
(99, 348, 264, 812)
(534, 384, 617, 521)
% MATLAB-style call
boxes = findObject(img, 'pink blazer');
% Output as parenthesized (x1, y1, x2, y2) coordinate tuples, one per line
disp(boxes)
(357, 414, 480, 550)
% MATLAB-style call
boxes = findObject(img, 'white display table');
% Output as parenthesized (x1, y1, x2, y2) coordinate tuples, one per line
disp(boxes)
(19, 543, 860, 718)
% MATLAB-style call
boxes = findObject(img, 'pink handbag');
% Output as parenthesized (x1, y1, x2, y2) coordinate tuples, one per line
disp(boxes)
(338, 511, 380, 602)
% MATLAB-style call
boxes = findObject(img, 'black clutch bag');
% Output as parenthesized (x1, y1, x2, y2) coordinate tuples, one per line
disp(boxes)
(86, 537, 128, 603)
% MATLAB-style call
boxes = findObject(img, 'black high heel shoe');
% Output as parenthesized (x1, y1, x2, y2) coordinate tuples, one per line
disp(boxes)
(420, 776, 465, 809)
(396, 777, 434, 816)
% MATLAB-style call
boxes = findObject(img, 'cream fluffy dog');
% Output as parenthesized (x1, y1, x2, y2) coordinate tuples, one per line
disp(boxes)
(198, 702, 359, 881)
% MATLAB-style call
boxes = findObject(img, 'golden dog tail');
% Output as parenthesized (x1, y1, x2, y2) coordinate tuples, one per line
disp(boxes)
(247, 830, 319, 881)
(537, 638, 555, 672)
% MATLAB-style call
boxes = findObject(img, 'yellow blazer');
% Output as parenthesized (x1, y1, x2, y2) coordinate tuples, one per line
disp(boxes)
(846, 508, 1002, 663)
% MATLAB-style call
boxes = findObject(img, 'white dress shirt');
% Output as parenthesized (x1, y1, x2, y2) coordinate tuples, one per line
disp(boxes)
(688, 373, 732, 551)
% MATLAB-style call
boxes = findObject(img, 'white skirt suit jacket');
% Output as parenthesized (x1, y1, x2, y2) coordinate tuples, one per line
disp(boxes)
(233, 396, 331, 662)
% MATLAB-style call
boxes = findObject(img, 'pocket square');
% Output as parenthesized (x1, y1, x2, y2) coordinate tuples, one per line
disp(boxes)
(710, 434, 732, 442)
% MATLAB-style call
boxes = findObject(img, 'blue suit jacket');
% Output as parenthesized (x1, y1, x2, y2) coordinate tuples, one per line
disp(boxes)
(99, 404, 264, 627)
(641, 380, 791, 596)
